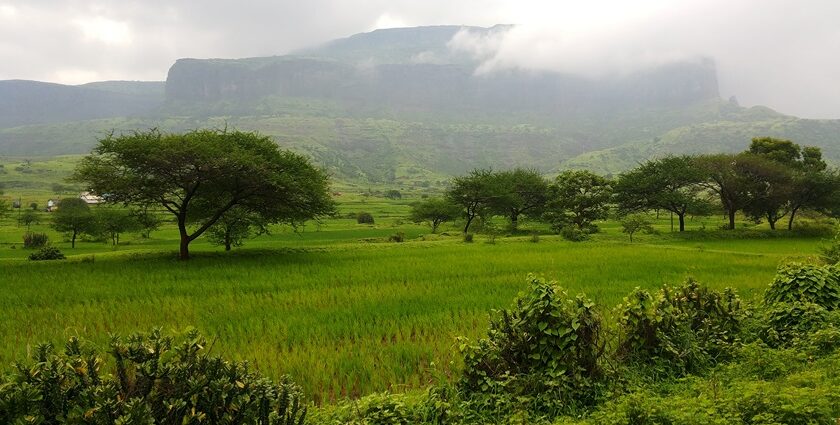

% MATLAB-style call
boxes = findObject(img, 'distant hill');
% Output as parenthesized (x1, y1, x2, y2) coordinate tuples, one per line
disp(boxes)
(0, 80, 163, 128)
(1, 25, 838, 180)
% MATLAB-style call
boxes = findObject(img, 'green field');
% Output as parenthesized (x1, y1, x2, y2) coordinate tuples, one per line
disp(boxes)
(0, 195, 824, 403)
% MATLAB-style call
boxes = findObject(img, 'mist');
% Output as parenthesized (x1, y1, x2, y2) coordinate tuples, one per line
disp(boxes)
(0, 0, 838, 118)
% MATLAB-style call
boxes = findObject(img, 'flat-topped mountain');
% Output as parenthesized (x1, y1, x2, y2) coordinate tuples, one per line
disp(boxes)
(1, 25, 837, 180)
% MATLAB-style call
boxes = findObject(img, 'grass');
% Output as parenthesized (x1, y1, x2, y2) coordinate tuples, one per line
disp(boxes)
(0, 208, 823, 402)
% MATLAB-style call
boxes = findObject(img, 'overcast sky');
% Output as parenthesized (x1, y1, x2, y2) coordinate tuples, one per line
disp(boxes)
(1, 0, 839, 118)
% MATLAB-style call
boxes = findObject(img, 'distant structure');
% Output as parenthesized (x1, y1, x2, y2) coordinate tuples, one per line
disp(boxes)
(46, 199, 55, 212)
(79, 191, 104, 205)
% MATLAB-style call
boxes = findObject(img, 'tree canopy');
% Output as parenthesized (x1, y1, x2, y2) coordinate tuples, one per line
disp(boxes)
(73, 129, 335, 259)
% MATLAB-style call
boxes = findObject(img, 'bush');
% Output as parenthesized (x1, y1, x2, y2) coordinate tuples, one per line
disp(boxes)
(615, 279, 744, 375)
(28, 246, 65, 261)
(0, 330, 306, 424)
(560, 226, 589, 242)
(357, 212, 375, 224)
(463, 232, 474, 243)
(530, 231, 540, 243)
(22, 232, 48, 248)
(764, 262, 840, 310)
(458, 275, 603, 412)
(820, 227, 840, 264)
(388, 232, 405, 243)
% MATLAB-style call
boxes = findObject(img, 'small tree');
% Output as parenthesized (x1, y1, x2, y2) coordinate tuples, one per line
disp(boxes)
(206, 207, 269, 251)
(356, 212, 375, 224)
(409, 197, 460, 233)
(696, 154, 751, 230)
(614, 156, 710, 232)
(51, 198, 97, 248)
(29, 202, 38, 211)
(446, 169, 498, 234)
(385, 190, 402, 200)
(95, 207, 140, 246)
(130, 207, 163, 238)
(544, 170, 612, 233)
(490, 168, 549, 231)
(18, 209, 40, 230)
(620, 214, 655, 242)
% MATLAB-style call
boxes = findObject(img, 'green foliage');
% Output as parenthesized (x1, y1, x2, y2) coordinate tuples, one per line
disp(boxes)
(544, 170, 611, 233)
(388, 232, 405, 243)
(357, 212, 375, 224)
(614, 155, 709, 232)
(384, 190, 402, 200)
(462, 232, 474, 243)
(458, 275, 603, 413)
(51, 197, 97, 248)
(22, 231, 48, 248)
(72, 128, 335, 259)
(763, 262, 840, 309)
(446, 169, 497, 234)
(820, 227, 840, 264)
(408, 197, 460, 233)
(207, 207, 269, 251)
(559, 226, 590, 242)
(616, 280, 744, 375)
(619, 214, 654, 242)
(18, 209, 40, 230)
(489, 168, 549, 230)
(0, 329, 306, 425)
(95, 206, 141, 246)
(27, 246, 65, 261)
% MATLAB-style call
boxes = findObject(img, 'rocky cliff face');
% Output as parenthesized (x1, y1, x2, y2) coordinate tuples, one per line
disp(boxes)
(164, 26, 720, 118)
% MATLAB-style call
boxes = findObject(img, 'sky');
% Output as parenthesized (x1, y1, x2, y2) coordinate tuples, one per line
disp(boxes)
(1, 0, 839, 118)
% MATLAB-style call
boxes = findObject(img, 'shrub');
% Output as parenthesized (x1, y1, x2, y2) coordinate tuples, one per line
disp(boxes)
(463, 232, 474, 243)
(560, 226, 589, 242)
(764, 262, 840, 310)
(615, 279, 744, 375)
(0, 329, 306, 424)
(22, 232, 48, 248)
(28, 246, 65, 261)
(819, 227, 840, 264)
(357, 212, 375, 224)
(530, 231, 540, 243)
(458, 275, 603, 412)
(388, 232, 405, 243)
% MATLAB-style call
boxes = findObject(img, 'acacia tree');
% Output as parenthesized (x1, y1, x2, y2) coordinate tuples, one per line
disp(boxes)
(544, 170, 612, 233)
(737, 154, 793, 230)
(446, 169, 498, 234)
(614, 156, 710, 232)
(51, 198, 97, 248)
(696, 154, 751, 230)
(73, 129, 335, 260)
(409, 197, 461, 233)
(206, 207, 269, 251)
(490, 168, 549, 230)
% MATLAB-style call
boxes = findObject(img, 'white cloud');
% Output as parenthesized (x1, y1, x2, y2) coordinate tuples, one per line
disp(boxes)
(74, 16, 132, 45)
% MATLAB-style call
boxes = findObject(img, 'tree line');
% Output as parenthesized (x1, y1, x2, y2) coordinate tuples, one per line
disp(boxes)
(411, 137, 840, 235)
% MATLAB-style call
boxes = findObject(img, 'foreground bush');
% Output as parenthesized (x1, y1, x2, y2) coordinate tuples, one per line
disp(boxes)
(458, 275, 603, 414)
(0, 329, 306, 425)
(616, 279, 744, 375)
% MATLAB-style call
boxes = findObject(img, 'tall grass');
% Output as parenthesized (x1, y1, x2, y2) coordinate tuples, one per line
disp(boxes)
(0, 235, 816, 402)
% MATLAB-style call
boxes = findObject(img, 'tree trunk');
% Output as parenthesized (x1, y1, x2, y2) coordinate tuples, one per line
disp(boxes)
(728, 209, 736, 230)
(71, 230, 77, 248)
(788, 207, 799, 230)
(678, 213, 686, 232)
(768, 219, 776, 230)
(178, 217, 190, 260)
(224, 233, 232, 251)
(509, 213, 518, 231)
(463, 215, 474, 233)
